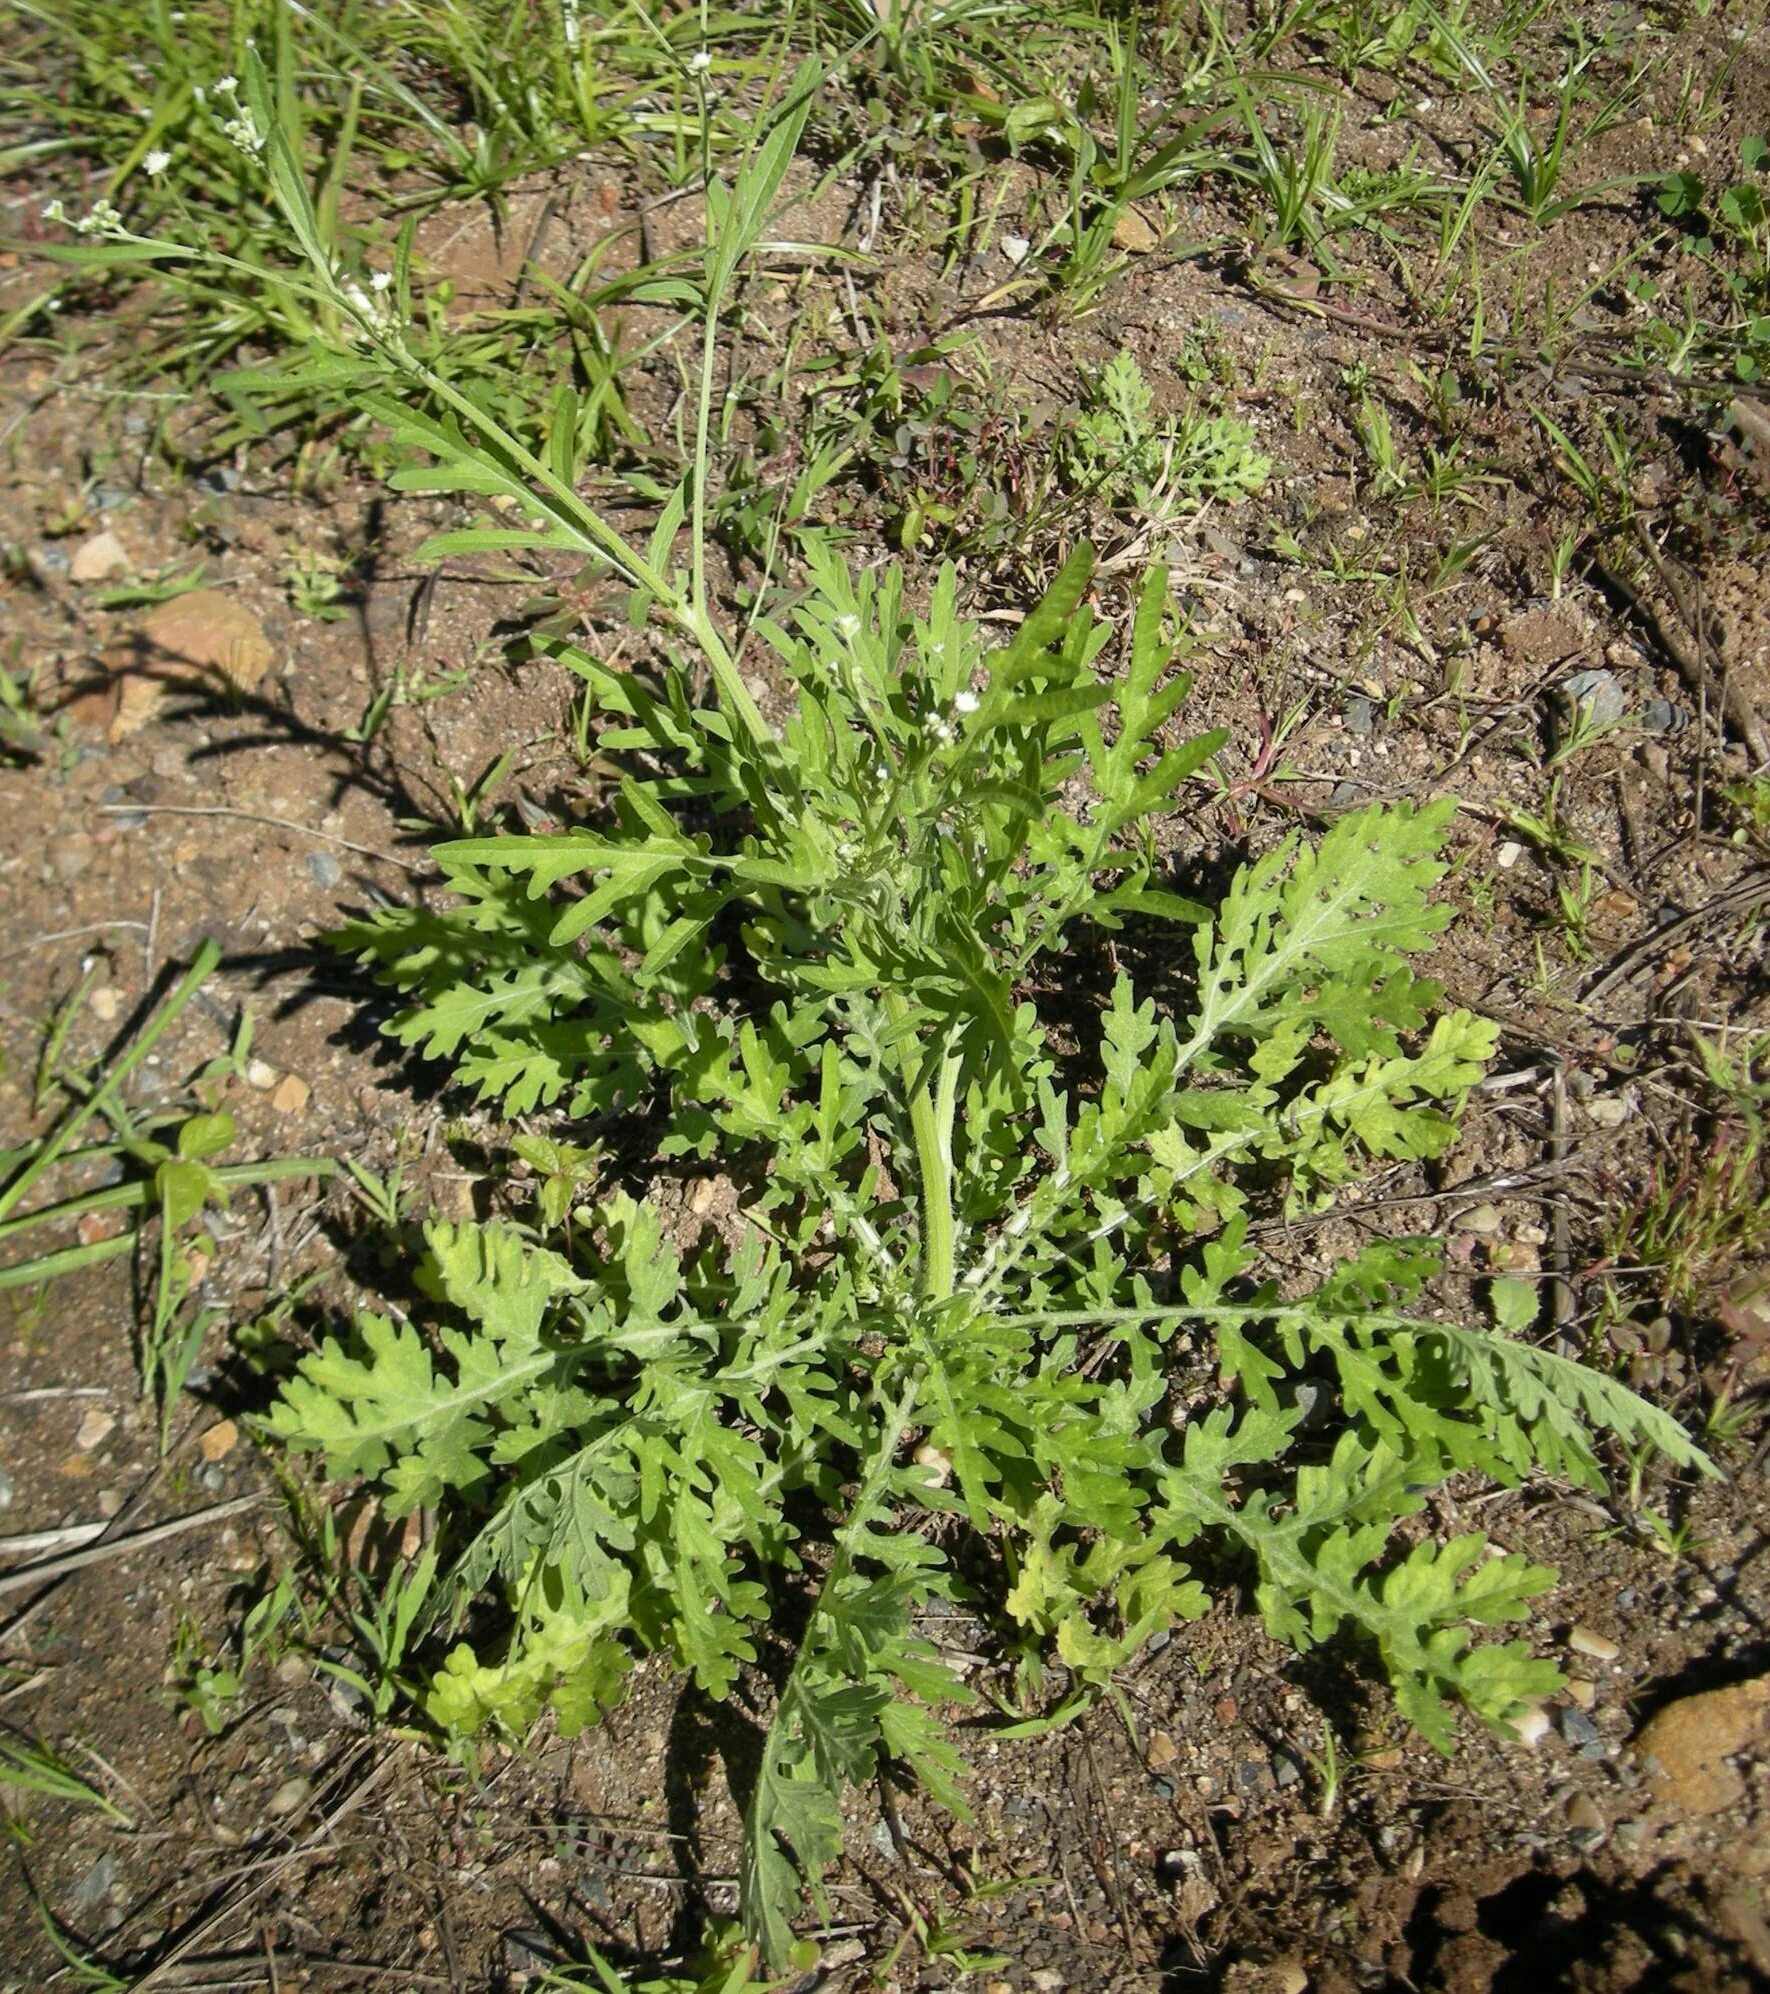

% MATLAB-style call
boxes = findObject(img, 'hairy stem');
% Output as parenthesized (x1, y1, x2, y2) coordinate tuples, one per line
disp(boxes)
(884, 994, 958, 1304)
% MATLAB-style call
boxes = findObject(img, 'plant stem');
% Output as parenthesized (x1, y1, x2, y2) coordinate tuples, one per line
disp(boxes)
(0, 940, 220, 1228)
(740, 1371, 919, 1962)
(884, 993, 957, 1303)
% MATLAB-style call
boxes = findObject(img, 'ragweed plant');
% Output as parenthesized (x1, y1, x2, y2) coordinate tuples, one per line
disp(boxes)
(284, 549, 1706, 1960)
(1061, 349, 1267, 518)
(108, 37, 1707, 1970)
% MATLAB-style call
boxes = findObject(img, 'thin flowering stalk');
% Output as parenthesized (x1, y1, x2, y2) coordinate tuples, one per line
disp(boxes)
(222, 46, 776, 754)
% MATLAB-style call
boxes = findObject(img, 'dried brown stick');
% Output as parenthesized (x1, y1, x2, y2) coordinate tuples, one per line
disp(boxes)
(1619, 524, 1768, 766)
(0, 1493, 264, 1598)
(128, 1747, 404, 1993)
(94, 805, 424, 873)
(1582, 869, 1770, 1003)
(1545, 1068, 1577, 1351)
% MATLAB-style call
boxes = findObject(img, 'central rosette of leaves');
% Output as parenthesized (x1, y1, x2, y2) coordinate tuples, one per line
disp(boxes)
(273, 545, 1703, 1963)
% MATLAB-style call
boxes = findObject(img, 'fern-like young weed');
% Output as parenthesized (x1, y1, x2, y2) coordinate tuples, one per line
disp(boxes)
(108, 39, 1709, 1969)
(274, 545, 1706, 1959)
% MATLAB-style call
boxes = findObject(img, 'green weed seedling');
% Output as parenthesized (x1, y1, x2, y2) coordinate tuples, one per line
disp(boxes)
(0, 1732, 131, 1829)
(109, 35, 1718, 1971)
(0, 942, 332, 1444)
(1061, 349, 1267, 518)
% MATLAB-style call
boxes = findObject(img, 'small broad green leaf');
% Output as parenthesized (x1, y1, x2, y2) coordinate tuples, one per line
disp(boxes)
(1487, 1277, 1539, 1334)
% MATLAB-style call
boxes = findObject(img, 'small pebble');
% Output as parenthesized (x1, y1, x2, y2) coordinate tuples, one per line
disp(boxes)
(1566, 1678, 1597, 1711)
(1147, 1730, 1179, 1769)
(89, 985, 120, 1023)
(1462, 1202, 1503, 1234)
(71, 531, 130, 583)
(70, 1852, 119, 1914)
(198, 1419, 238, 1464)
(53, 836, 95, 882)
(74, 1407, 116, 1452)
(1511, 1703, 1553, 1747)
(267, 1776, 312, 1818)
(1641, 696, 1686, 733)
(1564, 1791, 1605, 1836)
(270, 1073, 311, 1115)
(246, 1059, 279, 1091)
(305, 850, 342, 888)
(1558, 667, 1628, 729)
(1561, 1707, 1601, 1750)
(1497, 840, 1524, 869)
(1568, 1624, 1620, 1662)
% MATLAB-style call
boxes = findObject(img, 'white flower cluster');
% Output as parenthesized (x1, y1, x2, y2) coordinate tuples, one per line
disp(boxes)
(925, 687, 981, 747)
(43, 196, 125, 236)
(214, 74, 262, 153)
(340, 266, 399, 338)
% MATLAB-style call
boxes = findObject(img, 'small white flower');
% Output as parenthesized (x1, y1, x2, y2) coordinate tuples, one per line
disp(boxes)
(42, 198, 65, 223)
(952, 689, 979, 715)
(369, 269, 392, 292)
(834, 613, 860, 641)
(75, 198, 125, 236)
(143, 148, 172, 176)
(216, 73, 238, 93)
(1000, 233, 1030, 265)
(687, 47, 712, 73)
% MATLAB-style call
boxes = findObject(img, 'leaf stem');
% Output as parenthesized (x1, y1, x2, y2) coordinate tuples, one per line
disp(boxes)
(884, 994, 957, 1303)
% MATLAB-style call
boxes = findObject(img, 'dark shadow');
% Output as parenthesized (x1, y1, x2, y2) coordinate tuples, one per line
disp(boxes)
(1403, 1859, 1765, 1992)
